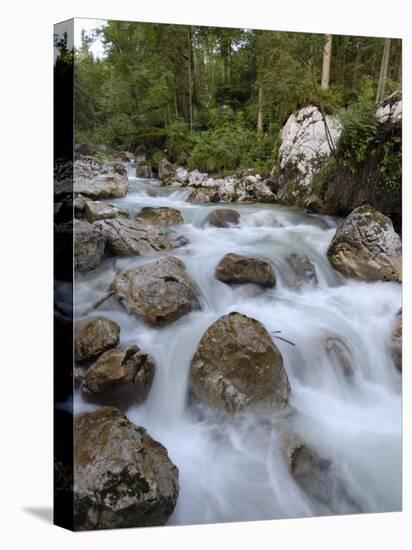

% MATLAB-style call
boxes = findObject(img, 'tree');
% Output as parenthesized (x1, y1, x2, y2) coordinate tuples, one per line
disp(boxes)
(321, 34, 332, 89)
(376, 38, 391, 103)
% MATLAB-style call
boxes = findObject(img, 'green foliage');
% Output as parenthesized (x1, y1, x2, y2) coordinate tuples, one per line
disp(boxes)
(337, 78, 378, 172)
(379, 132, 401, 194)
(165, 120, 195, 165)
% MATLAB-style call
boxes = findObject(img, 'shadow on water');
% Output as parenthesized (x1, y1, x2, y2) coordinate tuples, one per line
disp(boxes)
(23, 506, 53, 524)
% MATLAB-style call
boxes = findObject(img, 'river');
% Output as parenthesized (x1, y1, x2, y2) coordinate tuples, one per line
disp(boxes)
(74, 174, 402, 525)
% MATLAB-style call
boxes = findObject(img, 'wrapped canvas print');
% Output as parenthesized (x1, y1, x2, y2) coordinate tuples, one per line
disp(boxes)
(54, 18, 402, 531)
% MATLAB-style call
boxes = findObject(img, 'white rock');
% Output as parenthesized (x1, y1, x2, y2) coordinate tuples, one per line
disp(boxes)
(278, 105, 342, 188)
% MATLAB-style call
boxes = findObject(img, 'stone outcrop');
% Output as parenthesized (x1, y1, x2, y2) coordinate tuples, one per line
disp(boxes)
(327, 205, 402, 282)
(136, 207, 184, 226)
(390, 308, 402, 372)
(205, 208, 240, 228)
(84, 201, 129, 223)
(75, 316, 120, 362)
(74, 220, 106, 272)
(95, 218, 186, 257)
(276, 105, 342, 202)
(74, 160, 128, 199)
(190, 312, 290, 414)
(112, 256, 201, 326)
(74, 407, 179, 530)
(286, 253, 318, 288)
(215, 253, 276, 287)
(82, 345, 155, 408)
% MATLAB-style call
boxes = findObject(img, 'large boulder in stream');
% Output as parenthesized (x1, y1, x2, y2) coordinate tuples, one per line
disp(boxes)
(84, 201, 129, 223)
(112, 256, 201, 327)
(74, 220, 106, 272)
(390, 308, 402, 372)
(327, 205, 402, 282)
(82, 345, 155, 409)
(190, 312, 290, 414)
(74, 407, 179, 530)
(136, 206, 184, 226)
(95, 218, 186, 256)
(74, 160, 128, 199)
(206, 208, 240, 228)
(215, 253, 276, 288)
(75, 316, 120, 362)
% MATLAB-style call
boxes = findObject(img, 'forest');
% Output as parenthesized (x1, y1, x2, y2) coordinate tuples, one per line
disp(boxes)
(74, 22, 402, 177)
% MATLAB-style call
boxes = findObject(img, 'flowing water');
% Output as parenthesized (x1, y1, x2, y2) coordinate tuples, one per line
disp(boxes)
(74, 175, 402, 524)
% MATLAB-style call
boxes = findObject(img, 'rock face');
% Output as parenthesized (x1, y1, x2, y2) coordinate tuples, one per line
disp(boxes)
(74, 407, 179, 530)
(84, 201, 129, 223)
(136, 207, 184, 226)
(215, 253, 276, 288)
(74, 220, 106, 272)
(286, 253, 318, 288)
(82, 345, 155, 408)
(391, 308, 402, 372)
(75, 317, 120, 362)
(190, 312, 290, 414)
(74, 160, 128, 199)
(206, 208, 240, 228)
(95, 218, 185, 256)
(112, 256, 201, 327)
(276, 105, 341, 202)
(327, 205, 402, 282)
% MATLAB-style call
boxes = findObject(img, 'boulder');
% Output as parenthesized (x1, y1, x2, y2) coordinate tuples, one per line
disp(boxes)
(136, 162, 151, 178)
(82, 345, 155, 409)
(376, 92, 402, 124)
(75, 316, 120, 362)
(95, 218, 186, 257)
(190, 312, 290, 414)
(136, 207, 184, 226)
(391, 308, 402, 372)
(112, 256, 201, 327)
(324, 337, 353, 376)
(74, 407, 179, 530)
(327, 205, 402, 282)
(205, 208, 240, 228)
(74, 220, 106, 272)
(281, 432, 361, 514)
(158, 159, 175, 181)
(186, 188, 220, 203)
(276, 105, 342, 202)
(286, 254, 318, 288)
(74, 160, 128, 199)
(215, 253, 276, 288)
(84, 201, 129, 223)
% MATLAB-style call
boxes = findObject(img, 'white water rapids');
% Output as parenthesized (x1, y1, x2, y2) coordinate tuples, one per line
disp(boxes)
(74, 175, 402, 525)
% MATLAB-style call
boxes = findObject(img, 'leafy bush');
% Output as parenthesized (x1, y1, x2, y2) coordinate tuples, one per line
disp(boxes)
(165, 120, 195, 165)
(337, 78, 377, 173)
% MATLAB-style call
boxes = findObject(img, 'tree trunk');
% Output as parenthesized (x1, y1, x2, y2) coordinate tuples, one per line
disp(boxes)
(321, 34, 332, 90)
(376, 38, 391, 103)
(257, 85, 264, 137)
(187, 27, 193, 130)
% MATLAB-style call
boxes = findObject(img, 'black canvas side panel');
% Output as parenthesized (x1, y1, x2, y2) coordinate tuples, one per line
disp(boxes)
(53, 19, 75, 531)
